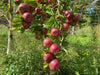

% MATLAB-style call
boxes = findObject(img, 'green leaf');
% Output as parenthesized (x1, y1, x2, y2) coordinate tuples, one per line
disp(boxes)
(43, 62, 49, 69)
(46, 10, 54, 15)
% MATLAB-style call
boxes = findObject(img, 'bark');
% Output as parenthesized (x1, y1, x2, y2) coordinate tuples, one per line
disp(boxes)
(7, 0, 14, 54)
(72, 26, 75, 35)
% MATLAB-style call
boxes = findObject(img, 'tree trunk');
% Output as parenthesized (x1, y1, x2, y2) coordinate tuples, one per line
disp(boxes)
(7, 0, 14, 54)
(72, 26, 75, 35)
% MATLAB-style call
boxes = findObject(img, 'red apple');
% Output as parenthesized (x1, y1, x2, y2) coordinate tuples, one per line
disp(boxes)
(15, 10, 19, 14)
(51, 28, 60, 38)
(35, 33, 43, 40)
(73, 13, 80, 21)
(43, 38, 52, 47)
(9, 7, 13, 12)
(43, 52, 53, 62)
(62, 9, 67, 13)
(28, 5, 35, 13)
(50, 44, 59, 54)
(41, 28, 48, 35)
(66, 19, 73, 24)
(35, 7, 42, 14)
(53, 4, 58, 9)
(22, 22, 30, 29)
(23, 12, 33, 22)
(64, 10, 73, 19)
(41, 12, 46, 17)
(18, 3, 29, 14)
(16, 0, 20, 5)
(43, 4, 47, 6)
(62, 23, 69, 30)
(49, 59, 60, 70)
(45, 66, 50, 70)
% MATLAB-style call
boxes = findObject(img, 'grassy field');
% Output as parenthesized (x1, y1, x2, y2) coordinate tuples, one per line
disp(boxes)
(0, 24, 100, 75)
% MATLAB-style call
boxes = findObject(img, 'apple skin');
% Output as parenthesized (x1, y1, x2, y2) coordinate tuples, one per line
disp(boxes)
(9, 7, 13, 12)
(23, 12, 33, 22)
(62, 23, 69, 30)
(35, 7, 42, 14)
(64, 10, 73, 19)
(22, 22, 30, 29)
(53, 4, 58, 9)
(43, 52, 53, 62)
(41, 12, 47, 17)
(41, 28, 48, 35)
(43, 38, 52, 47)
(35, 33, 43, 40)
(43, 4, 47, 6)
(28, 5, 35, 13)
(15, 10, 19, 14)
(16, 0, 20, 5)
(50, 44, 59, 54)
(45, 66, 50, 70)
(51, 28, 60, 38)
(49, 59, 60, 70)
(62, 9, 67, 13)
(66, 19, 73, 25)
(18, 3, 29, 14)
(73, 13, 80, 21)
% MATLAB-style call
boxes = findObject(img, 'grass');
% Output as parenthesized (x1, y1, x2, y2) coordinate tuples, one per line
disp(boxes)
(0, 24, 100, 75)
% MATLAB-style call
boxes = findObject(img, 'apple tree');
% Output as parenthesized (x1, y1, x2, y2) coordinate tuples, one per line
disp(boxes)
(6, 0, 80, 72)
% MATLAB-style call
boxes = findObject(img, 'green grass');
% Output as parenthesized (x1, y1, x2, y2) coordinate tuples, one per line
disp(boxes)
(0, 25, 100, 75)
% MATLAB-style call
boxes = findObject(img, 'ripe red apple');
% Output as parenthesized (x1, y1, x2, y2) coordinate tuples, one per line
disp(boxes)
(35, 7, 42, 14)
(50, 44, 59, 54)
(51, 28, 60, 38)
(43, 4, 47, 6)
(15, 10, 19, 14)
(49, 59, 60, 70)
(43, 38, 52, 47)
(43, 52, 53, 62)
(48, 0, 55, 4)
(62, 23, 69, 30)
(41, 12, 47, 17)
(23, 12, 33, 22)
(53, 4, 58, 9)
(62, 9, 67, 13)
(15, 0, 20, 5)
(28, 5, 35, 13)
(73, 13, 80, 21)
(45, 66, 49, 70)
(18, 3, 29, 14)
(41, 28, 48, 35)
(9, 7, 13, 12)
(64, 10, 73, 19)
(35, 33, 43, 40)
(66, 19, 73, 24)
(22, 22, 30, 29)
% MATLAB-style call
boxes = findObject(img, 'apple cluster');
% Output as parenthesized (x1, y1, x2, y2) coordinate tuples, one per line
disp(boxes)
(11, 0, 81, 71)
(62, 9, 80, 26)
(43, 38, 60, 70)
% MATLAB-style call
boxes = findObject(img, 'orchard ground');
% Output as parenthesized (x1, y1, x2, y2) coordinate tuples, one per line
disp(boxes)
(0, 23, 100, 74)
